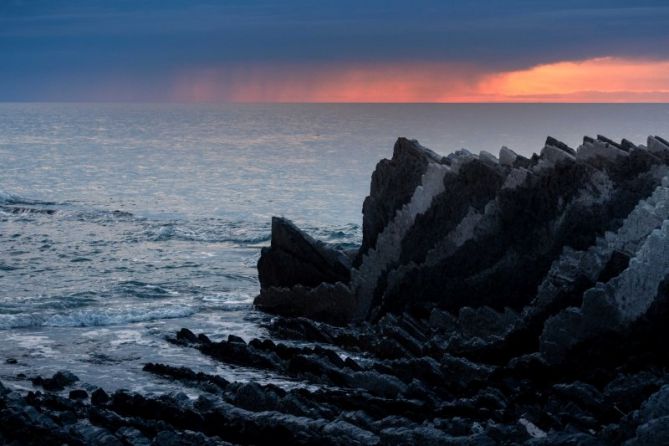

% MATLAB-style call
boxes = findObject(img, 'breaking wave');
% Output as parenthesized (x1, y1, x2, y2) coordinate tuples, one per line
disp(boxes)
(145, 222, 271, 244)
(143, 220, 361, 248)
(0, 305, 196, 329)
(0, 188, 54, 206)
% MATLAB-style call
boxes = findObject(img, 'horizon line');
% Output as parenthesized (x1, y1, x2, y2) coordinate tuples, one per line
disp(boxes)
(2, 101, 669, 105)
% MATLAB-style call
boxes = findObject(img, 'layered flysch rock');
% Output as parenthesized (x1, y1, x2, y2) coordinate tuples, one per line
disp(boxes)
(255, 135, 669, 364)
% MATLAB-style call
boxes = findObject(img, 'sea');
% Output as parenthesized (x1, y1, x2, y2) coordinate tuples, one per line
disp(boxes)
(1, 103, 668, 394)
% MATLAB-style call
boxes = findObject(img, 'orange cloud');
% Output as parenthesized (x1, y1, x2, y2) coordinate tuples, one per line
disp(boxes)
(171, 57, 669, 103)
(481, 57, 669, 102)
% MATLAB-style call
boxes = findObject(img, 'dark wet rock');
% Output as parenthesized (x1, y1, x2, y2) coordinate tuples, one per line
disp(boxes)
(144, 363, 229, 391)
(380, 426, 495, 445)
(257, 216, 352, 289)
(69, 389, 89, 400)
(268, 316, 337, 343)
(429, 308, 459, 332)
(230, 381, 281, 411)
(115, 427, 151, 446)
(31, 370, 79, 391)
(197, 334, 284, 371)
(175, 327, 198, 343)
(637, 385, 669, 423)
(525, 431, 606, 445)
(625, 415, 669, 446)
(3, 315, 669, 446)
(596, 249, 630, 283)
(255, 282, 356, 325)
(70, 424, 124, 446)
(552, 382, 606, 415)
(344, 371, 407, 398)
(227, 334, 245, 344)
(152, 430, 230, 446)
(91, 387, 111, 406)
(603, 372, 662, 413)
(453, 306, 520, 340)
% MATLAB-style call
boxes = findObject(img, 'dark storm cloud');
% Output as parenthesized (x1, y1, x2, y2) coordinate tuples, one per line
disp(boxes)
(1, 0, 669, 100)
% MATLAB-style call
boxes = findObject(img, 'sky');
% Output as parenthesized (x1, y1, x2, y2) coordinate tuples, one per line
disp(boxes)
(2, 0, 669, 102)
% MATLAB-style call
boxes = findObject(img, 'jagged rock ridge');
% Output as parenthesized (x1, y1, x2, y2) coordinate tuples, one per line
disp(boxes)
(255, 135, 669, 348)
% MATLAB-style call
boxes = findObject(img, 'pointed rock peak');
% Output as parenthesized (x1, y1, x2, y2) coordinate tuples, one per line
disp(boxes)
(361, 138, 443, 259)
(621, 139, 637, 151)
(447, 148, 474, 160)
(270, 216, 314, 250)
(577, 137, 629, 161)
(270, 217, 350, 266)
(260, 216, 352, 289)
(648, 136, 669, 153)
(479, 150, 499, 166)
(502, 166, 530, 189)
(540, 144, 575, 165)
(656, 136, 669, 147)
(545, 136, 575, 156)
(596, 135, 623, 150)
(499, 146, 518, 167)
(445, 148, 476, 169)
(393, 137, 444, 164)
(271, 215, 295, 232)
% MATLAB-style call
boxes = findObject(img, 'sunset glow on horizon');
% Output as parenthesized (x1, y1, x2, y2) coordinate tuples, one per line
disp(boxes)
(482, 57, 669, 102)
(4, 2, 669, 102)
(171, 57, 669, 103)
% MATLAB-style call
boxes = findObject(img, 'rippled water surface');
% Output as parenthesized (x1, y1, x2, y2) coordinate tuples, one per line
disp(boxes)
(1, 103, 669, 392)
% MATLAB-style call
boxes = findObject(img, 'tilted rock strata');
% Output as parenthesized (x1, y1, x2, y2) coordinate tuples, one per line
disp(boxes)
(244, 133, 669, 443)
(255, 135, 669, 358)
(359, 137, 445, 259)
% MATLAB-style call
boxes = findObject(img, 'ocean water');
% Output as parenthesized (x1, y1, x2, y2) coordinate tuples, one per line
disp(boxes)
(1, 103, 669, 393)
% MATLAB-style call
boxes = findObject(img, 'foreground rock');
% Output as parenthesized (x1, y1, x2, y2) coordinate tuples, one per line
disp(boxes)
(3, 310, 669, 445)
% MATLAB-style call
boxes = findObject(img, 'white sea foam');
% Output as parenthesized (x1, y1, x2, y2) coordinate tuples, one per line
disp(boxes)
(0, 189, 24, 204)
(0, 305, 196, 329)
(0, 313, 45, 330)
(201, 291, 253, 310)
(0, 187, 54, 206)
(145, 222, 271, 244)
(46, 305, 197, 327)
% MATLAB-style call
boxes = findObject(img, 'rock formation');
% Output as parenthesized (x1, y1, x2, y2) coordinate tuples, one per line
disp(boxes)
(255, 136, 669, 357)
(250, 134, 669, 443)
